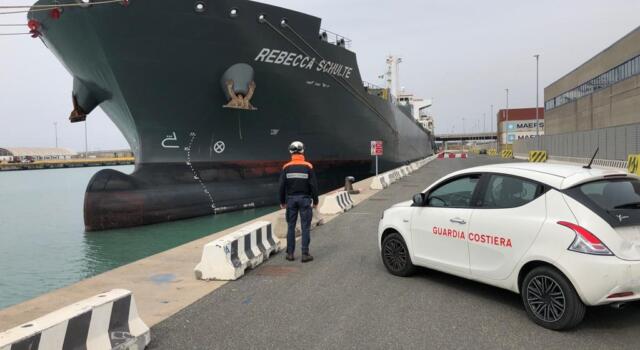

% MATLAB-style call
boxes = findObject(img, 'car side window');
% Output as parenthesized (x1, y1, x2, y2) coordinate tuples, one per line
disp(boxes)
(481, 175, 542, 208)
(427, 175, 480, 208)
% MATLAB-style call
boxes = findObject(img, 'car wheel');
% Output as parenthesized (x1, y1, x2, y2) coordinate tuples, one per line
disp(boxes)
(381, 232, 416, 277)
(521, 266, 586, 330)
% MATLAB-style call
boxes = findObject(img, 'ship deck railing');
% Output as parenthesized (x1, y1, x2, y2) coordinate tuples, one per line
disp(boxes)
(319, 28, 352, 48)
(363, 81, 384, 90)
(362, 82, 399, 105)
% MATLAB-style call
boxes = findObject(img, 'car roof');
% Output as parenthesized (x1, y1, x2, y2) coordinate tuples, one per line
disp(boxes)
(450, 162, 634, 189)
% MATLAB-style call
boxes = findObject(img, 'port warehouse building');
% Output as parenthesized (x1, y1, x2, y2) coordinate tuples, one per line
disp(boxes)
(0, 147, 77, 162)
(514, 25, 640, 160)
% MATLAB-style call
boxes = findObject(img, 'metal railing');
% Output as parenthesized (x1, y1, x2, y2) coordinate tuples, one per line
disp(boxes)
(362, 81, 383, 90)
(513, 122, 640, 161)
(549, 156, 628, 169)
(319, 28, 352, 48)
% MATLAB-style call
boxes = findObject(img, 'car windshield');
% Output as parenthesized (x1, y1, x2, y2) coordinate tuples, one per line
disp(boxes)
(579, 178, 640, 211)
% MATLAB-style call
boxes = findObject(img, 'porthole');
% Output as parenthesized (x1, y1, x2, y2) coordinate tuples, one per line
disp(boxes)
(280, 18, 288, 28)
(257, 13, 266, 23)
(194, 2, 205, 13)
(229, 8, 238, 18)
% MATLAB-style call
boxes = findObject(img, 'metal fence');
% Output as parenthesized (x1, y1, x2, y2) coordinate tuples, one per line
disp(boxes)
(513, 123, 640, 161)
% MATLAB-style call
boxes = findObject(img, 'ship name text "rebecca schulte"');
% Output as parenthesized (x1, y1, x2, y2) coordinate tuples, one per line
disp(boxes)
(254, 48, 353, 79)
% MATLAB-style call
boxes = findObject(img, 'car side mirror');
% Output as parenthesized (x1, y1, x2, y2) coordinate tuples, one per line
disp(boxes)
(412, 193, 425, 207)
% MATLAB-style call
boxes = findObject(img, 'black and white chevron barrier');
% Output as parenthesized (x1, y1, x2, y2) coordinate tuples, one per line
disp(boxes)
(195, 221, 281, 281)
(0, 289, 150, 350)
(370, 155, 436, 190)
(318, 190, 354, 215)
(335, 191, 354, 211)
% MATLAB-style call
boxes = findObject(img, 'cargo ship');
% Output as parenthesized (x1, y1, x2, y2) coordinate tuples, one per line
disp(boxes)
(27, 0, 436, 231)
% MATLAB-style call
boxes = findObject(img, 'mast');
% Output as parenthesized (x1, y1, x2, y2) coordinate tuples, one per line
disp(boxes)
(385, 55, 402, 97)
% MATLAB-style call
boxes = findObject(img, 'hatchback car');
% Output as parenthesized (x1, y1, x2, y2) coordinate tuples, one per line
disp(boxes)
(378, 163, 640, 330)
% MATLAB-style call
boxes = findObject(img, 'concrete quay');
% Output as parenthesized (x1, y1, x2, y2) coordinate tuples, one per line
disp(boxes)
(149, 156, 640, 350)
(0, 156, 424, 332)
(5, 155, 640, 349)
(0, 157, 135, 171)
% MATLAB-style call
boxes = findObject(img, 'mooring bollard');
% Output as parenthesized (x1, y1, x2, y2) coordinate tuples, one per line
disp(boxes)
(344, 176, 360, 194)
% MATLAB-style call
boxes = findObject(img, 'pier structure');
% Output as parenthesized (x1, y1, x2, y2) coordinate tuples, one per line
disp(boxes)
(4, 154, 640, 349)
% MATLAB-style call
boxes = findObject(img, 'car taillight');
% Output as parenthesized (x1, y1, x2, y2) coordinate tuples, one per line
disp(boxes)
(558, 221, 613, 256)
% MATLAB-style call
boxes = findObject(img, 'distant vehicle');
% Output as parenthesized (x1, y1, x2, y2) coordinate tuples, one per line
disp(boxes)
(378, 163, 640, 330)
(479, 149, 488, 155)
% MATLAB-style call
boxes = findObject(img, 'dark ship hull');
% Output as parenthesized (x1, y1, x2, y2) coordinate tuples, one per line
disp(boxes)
(29, 0, 435, 231)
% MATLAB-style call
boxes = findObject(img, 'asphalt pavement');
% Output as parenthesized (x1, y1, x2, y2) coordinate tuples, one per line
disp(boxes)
(150, 156, 640, 350)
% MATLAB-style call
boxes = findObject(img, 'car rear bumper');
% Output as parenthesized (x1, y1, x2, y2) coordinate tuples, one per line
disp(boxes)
(559, 251, 640, 305)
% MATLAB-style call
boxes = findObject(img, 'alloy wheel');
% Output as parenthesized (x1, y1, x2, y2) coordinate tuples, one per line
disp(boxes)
(526, 275, 566, 323)
(383, 237, 408, 272)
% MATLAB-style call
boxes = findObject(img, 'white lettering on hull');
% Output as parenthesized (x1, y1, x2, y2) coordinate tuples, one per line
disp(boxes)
(254, 48, 353, 79)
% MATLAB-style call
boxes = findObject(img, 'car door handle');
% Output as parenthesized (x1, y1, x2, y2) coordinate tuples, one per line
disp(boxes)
(450, 217, 466, 225)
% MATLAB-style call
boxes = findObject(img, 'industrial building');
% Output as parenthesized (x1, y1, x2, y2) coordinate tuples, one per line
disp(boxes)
(85, 149, 134, 159)
(514, 25, 640, 161)
(496, 107, 544, 146)
(544, 25, 640, 134)
(0, 147, 77, 162)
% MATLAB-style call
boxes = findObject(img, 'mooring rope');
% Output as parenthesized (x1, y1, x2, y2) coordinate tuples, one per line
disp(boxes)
(0, 0, 123, 15)
(284, 22, 396, 127)
(0, 0, 123, 9)
(262, 17, 398, 134)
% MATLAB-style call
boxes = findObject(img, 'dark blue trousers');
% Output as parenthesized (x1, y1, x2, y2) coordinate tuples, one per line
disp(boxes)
(286, 195, 312, 255)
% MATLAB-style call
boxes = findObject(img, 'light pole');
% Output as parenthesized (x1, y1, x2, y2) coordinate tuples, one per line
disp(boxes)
(461, 117, 466, 151)
(534, 54, 540, 149)
(53, 122, 58, 148)
(490, 104, 494, 133)
(483, 113, 486, 134)
(505, 89, 510, 149)
(490, 104, 494, 149)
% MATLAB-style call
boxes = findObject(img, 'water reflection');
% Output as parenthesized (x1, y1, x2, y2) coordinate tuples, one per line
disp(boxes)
(0, 165, 276, 309)
(80, 207, 277, 278)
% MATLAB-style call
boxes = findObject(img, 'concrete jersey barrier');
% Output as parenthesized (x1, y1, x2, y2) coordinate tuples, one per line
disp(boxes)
(319, 190, 354, 215)
(0, 289, 149, 350)
(194, 221, 280, 281)
(370, 155, 436, 190)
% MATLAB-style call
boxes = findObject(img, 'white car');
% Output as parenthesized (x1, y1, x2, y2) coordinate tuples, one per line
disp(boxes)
(378, 162, 640, 330)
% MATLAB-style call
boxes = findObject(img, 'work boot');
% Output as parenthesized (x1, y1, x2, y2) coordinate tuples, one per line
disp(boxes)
(286, 253, 295, 261)
(301, 254, 314, 263)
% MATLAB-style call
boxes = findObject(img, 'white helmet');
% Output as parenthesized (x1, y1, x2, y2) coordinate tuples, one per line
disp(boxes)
(289, 141, 305, 154)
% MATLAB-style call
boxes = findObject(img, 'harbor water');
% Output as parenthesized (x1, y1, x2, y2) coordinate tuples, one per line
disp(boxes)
(0, 166, 276, 310)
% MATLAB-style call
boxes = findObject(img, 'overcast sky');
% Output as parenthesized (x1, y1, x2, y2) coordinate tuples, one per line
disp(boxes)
(1, 0, 639, 151)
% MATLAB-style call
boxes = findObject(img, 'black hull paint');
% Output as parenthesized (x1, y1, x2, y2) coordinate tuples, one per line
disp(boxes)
(30, 0, 435, 230)
(84, 159, 377, 230)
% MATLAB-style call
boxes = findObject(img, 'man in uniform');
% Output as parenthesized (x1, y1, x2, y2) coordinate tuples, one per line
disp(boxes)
(279, 141, 319, 263)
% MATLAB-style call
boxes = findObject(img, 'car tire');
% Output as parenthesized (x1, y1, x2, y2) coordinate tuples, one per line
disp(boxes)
(521, 266, 586, 330)
(381, 232, 416, 277)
